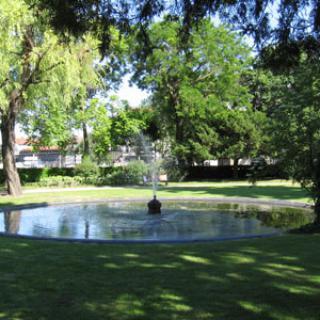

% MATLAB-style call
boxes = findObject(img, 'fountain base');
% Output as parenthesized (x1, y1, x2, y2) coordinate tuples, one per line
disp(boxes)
(148, 196, 162, 214)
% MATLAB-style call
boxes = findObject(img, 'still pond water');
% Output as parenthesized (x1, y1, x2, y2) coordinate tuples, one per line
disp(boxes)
(0, 202, 314, 242)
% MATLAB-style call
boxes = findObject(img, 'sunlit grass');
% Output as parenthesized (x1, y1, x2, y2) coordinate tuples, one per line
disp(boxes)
(0, 179, 311, 208)
(167, 179, 299, 187)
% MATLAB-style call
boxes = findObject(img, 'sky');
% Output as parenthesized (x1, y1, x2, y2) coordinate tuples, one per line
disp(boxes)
(114, 74, 149, 107)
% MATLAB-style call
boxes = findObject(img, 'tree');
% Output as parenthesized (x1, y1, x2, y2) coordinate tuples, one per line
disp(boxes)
(21, 27, 127, 163)
(73, 27, 127, 159)
(265, 55, 320, 224)
(109, 100, 146, 147)
(69, 35, 103, 158)
(213, 107, 266, 178)
(19, 28, 128, 166)
(88, 99, 112, 162)
(131, 19, 259, 166)
(32, 0, 320, 225)
(0, 0, 86, 195)
(137, 100, 162, 142)
(20, 34, 101, 154)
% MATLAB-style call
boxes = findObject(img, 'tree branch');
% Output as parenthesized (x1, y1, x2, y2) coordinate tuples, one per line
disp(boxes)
(21, 45, 53, 92)
(0, 78, 9, 89)
(41, 61, 64, 74)
(195, 69, 216, 83)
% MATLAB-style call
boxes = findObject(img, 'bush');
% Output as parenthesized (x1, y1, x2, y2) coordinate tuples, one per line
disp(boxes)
(74, 157, 99, 178)
(161, 157, 186, 181)
(0, 168, 75, 185)
(109, 161, 149, 185)
(35, 174, 109, 188)
(37, 176, 83, 188)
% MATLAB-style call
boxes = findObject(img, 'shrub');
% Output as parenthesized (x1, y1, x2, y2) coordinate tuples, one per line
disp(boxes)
(109, 161, 149, 185)
(161, 157, 186, 181)
(74, 156, 99, 178)
(37, 176, 83, 188)
(5, 168, 75, 185)
(95, 175, 112, 186)
(34, 175, 108, 188)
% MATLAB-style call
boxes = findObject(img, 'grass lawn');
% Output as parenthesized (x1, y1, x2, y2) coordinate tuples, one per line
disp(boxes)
(0, 180, 318, 319)
(0, 235, 319, 320)
(0, 179, 312, 207)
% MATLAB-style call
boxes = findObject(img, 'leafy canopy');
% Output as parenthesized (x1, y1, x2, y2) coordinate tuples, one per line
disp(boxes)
(132, 19, 262, 164)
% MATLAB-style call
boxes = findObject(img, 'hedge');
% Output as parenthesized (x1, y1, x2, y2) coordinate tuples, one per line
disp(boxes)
(0, 163, 287, 186)
(0, 168, 75, 184)
(184, 164, 288, 181)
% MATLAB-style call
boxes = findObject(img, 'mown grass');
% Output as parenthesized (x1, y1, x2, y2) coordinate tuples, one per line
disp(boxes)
(0, 180, 311, 208)
(0, 235, 319, 319)
(0, 180, 317, 319)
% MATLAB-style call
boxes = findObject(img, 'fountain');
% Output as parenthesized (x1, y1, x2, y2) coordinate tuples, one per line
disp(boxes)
(148, 195, 162, 214)
(0, 202, 314, 242)
(137, 133, 162, 214)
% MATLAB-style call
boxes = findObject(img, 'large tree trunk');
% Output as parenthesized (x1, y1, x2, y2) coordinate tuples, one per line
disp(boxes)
(233, 158, 240, 179)
(82, 121, 90, 158)
(170, 85, 185, 166)
(1, 93, 22, 196)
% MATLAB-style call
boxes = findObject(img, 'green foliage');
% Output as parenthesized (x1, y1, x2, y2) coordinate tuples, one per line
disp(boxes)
(90, 101, 112, 162)
(35, 175, 110, 187)
(247, 157, 268, 186)
(268, 56, 320, 204)
(14, 23, 124, 159)
(18, 169, 48, 185)
(0, 0, 110, 194)
(19, 33, 103, 149)
(161, 157, 187, 182)
(109, 161, 149, 185)
(0, 0, 33, 108)
(110, 107, 146, 147)
(38, 0, 320, 55)
(37, 176, 83, 188)
(67, 29, 127, 159)
(131, 19, 261, 165)
(0, 168, 75, 185)
(74, 157, 100, 178)
(214, 107, 266, 161)
(252, 45, 320, 223)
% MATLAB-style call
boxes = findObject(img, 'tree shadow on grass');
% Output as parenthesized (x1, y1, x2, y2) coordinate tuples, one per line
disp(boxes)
(0, 235, 319, 319)
(159, 185, 309, 201)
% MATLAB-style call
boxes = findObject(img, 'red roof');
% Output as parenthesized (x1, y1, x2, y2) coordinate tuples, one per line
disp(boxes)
(16, 137, 60, 151)
(20, 146, 60, 152)
(15, 137, 29, 145)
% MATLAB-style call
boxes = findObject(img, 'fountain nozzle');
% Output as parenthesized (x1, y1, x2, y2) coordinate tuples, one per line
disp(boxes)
(147, 195, 162, 214)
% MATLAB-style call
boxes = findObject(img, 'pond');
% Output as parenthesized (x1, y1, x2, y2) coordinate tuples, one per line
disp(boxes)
(0, 201, 314, 242)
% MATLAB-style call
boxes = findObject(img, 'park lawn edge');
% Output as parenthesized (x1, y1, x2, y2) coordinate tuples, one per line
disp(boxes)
(0, 180, 312, 208)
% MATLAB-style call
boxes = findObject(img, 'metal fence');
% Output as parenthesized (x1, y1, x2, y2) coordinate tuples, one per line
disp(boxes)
(13, 152, 82, 168)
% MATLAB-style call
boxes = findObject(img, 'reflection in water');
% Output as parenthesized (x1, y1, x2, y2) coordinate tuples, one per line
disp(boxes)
(0, 202, 314, 241)
(235, 207, 312, 228)
(4, 211, 21, 234)
(85, 220, 90, 239)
